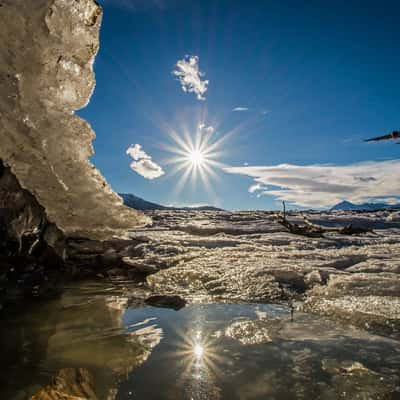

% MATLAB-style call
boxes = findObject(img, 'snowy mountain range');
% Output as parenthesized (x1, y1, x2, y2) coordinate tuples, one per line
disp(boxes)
(330, 200, 400, 211)
(119, 193, 223, 211)
(120, 193, 399, 212)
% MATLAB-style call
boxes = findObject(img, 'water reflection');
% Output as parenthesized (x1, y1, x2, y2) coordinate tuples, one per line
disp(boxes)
(119, 304, 400, 400)
(1, 289, 400, 400)
(194, 342, 204, 360)
(0, 282, 162, 400)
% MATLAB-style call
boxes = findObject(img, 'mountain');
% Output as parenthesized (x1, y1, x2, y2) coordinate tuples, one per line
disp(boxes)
(119, 193, 167, 211)
(330, 200, 400, 211)
(119, 193, 223, 211)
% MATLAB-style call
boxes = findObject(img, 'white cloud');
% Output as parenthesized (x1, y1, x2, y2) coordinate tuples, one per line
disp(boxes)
(198, 123, 215, 135)
(232, 107, 249, 112)
(224, 160, 400, 208)
(126, 144, 150, 161)
(126, 144, 164, 179)
(248, 183, 263, 193)
(173, 56, 208, 101)
(130, 159, 165, 180)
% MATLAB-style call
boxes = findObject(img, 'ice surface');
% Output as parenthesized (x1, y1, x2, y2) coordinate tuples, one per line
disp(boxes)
(128, 209, 400, 337)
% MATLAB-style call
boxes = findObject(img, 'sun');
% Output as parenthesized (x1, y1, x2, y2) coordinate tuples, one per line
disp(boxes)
(163, 123, 229, 196)
(187, 149, 205, 167)
(193, 342, 204, 359)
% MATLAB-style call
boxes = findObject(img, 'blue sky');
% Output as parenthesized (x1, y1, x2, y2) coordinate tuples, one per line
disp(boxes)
(78, 0, 400, 210)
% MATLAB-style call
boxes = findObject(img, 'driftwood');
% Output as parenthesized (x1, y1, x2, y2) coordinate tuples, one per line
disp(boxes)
(274, 202, 374, 237)
(274, 214, 325, 237)
(302, 214, 374, 235)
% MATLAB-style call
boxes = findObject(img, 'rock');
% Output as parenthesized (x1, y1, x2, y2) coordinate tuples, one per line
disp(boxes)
(122, 257, 159, 274)
(106, 267, 124, 276)
(0, 0, 149, 240)
(31, 368, 98, 400)
(144, 294, 187, 310)
(0, 161, 66, 258)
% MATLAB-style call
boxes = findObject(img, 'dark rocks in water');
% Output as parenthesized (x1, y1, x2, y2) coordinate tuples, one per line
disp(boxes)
(31, 368, 98, 400)
(0, 161, 66, 307)
(145, 294, 187, 310)
(65, 238, 149, 279)
(0, 160, 66, 259)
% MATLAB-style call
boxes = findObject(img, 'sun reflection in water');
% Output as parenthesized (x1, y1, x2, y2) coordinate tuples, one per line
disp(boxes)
(193, 343, 204, 360)
(166, 317, 224, 399)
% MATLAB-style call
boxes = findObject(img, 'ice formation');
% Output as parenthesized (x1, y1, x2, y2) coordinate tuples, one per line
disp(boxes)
(0, 0, 149, 239)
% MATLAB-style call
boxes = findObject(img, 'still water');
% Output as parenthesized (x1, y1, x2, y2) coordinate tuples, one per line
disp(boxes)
(1, 282, 400, 399)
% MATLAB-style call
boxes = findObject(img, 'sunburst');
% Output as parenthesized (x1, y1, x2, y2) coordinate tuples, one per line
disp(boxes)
(163, 123, 228, 196)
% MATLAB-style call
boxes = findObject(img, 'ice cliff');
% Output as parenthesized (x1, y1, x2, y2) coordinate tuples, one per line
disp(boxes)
(0, 0, 149, 240)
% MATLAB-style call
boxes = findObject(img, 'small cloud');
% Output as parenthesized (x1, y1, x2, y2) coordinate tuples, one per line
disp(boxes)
(173, 55, 208, 101)
(126, 144, 164, 179)
(243, 162, 249, 166)
(198, 123, 215, 135)
(232, 107, 249, 112)
(126, 144, 151, 161)
(261, 110, 269, 115)
(248, 183, 263, 193)
(130, 159, 165, 179)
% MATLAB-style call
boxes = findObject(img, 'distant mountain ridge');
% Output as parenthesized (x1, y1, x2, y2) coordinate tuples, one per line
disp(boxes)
(331, 200, 400, 211)
(119, 193, 223, 211)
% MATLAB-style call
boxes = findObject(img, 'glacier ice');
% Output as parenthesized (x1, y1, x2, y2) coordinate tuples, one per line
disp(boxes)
(0, 0, 149, 239)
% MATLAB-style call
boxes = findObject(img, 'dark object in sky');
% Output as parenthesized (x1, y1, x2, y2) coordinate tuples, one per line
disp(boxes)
(364, 131, 400, 143)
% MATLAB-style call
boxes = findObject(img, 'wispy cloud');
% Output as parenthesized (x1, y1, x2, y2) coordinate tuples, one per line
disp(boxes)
(198, 123, 215, 135)
(224, 160, 400, 208)
(126, 144, 164, 179)
(173, 55, 208, 101)
(232, 107, 249, 112)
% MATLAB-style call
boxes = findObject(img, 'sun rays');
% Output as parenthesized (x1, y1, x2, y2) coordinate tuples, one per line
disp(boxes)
(187, 149, 205, 167)
(163, 122, 229, 197)
(165, 325, 226, 386)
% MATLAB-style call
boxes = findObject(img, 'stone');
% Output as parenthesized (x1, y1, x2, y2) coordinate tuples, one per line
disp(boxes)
(122, 257, 159, 274)
(144, 294, 187, 310)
